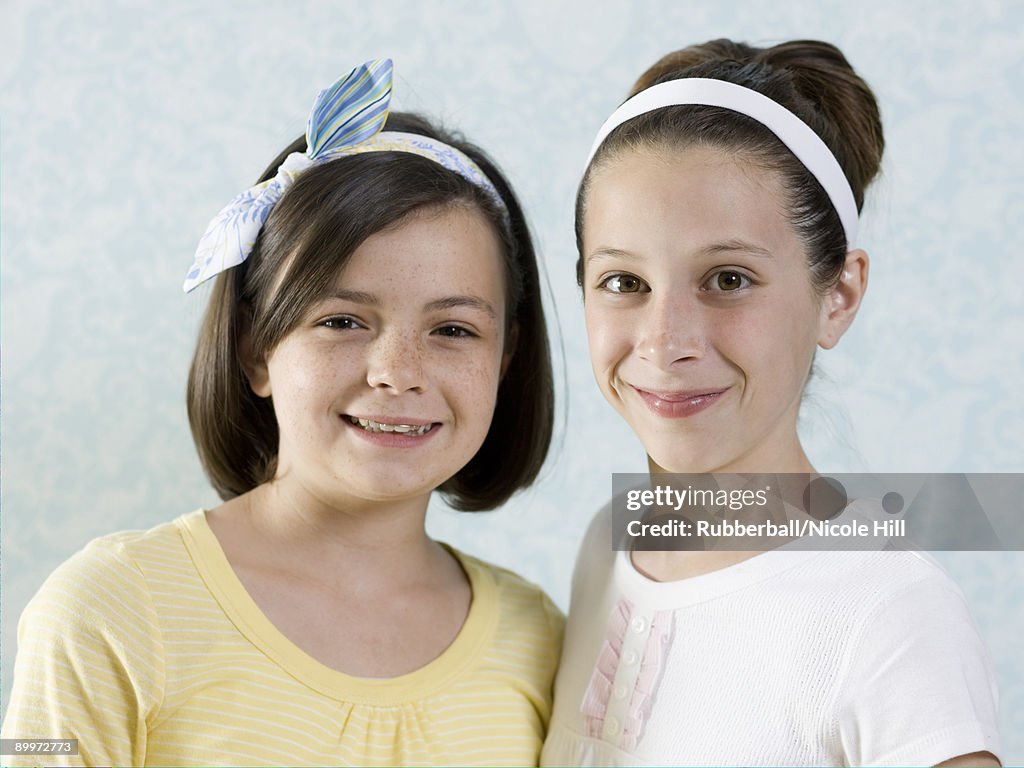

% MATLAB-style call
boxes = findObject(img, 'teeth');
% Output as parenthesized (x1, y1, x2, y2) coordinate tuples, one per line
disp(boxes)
(350, 416, 433, 436)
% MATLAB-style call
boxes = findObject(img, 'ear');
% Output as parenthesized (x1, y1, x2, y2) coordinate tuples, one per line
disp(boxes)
(500, 322, 519, 380)
(818, 249, 869, 350)
(237, 306, 272, 398)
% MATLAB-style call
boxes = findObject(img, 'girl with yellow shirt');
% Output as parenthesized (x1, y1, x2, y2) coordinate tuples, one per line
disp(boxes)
(2, 59, 562, 767)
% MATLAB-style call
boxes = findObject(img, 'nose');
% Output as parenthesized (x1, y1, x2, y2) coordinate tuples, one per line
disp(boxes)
(365, 329, 427, 393)
(635, 290, 706, 369)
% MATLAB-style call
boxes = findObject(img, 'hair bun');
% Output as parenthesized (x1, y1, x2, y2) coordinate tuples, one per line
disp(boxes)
(629, 38, 884, 208)
(760, 40, 884, 206)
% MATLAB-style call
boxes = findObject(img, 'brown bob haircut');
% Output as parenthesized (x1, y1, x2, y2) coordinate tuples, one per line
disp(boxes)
(577, 39, 885, 295)
(187, 112, 553, 511)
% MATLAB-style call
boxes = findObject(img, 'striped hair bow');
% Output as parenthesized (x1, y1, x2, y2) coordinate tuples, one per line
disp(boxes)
(183, 59, 392, 292)
(183, 59, 507, 292)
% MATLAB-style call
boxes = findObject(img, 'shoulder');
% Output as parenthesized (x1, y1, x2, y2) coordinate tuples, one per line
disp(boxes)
(3, 523, 181, 765)
(17, 515, 199, 648)
(831, 551, 1001, 765)
(874, 548, 974, 607)
(32, 516, 191, 599)
(453, 549, 565, 650)
(448, 550, 564, 729)
(459, 551, 564, 624)
(582, 500, 615, 551)
(837, 548, 988, 657)
(565, 501, 618, 600)
(762, 547, 988, 660)
(807, 547, 975, 620)
(766, 537, 965, 606)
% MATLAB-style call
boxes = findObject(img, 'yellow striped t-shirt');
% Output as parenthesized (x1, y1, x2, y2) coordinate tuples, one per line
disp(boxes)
(1, 510, 564, 767)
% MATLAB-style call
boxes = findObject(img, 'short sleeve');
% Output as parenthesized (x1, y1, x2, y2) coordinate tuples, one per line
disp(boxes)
(568, 503, 615, 606)
(1, 538, 165, 767)
(540, 590, 567, 655)
(836, 572, 1001, 767)
(538, 590, 566, 728)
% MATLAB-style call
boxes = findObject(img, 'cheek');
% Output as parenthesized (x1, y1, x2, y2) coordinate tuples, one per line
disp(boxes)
(776, 297, 825, 368)
(443, 352, 503, 421)
(720, 300, 820, 390)
(584, 303, 626, 370)
(470, 367, 502, 409)
(268, 348, 335, 396)
(263, 342, 355, 431)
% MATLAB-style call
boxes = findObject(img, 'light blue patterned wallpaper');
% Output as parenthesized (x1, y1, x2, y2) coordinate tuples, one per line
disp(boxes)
(2, 0, 1022, 761)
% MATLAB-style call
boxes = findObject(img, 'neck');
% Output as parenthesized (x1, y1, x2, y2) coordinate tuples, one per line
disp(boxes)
(252, 480, 432, 549)
(208, 479, 447, 596)
(636, 435, 816, 581)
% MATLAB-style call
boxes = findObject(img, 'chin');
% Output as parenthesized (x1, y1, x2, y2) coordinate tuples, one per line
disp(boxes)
(338, 469, 441, 502)
(647, 448, 707, 475)
(632, 426, 707, 472)
(649, 437, 751, 475)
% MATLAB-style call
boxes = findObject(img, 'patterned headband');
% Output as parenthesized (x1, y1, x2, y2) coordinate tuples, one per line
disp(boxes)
(586, 78, 859, 249)
(183, 58, 506, 292)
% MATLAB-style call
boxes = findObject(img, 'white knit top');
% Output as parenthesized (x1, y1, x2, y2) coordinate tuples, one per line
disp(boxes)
(542, 503, 1001, 767)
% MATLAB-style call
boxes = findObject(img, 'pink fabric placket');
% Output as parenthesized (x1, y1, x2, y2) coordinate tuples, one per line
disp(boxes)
(581, 599, 674, 750)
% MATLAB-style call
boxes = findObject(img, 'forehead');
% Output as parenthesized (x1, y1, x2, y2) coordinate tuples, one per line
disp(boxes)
(271, 203, 507, 309)
(347, 204, 503, 278)
(583, 145, 799, 259)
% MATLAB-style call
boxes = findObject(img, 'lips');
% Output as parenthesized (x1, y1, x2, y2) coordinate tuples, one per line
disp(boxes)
(630, 386, 728, 418)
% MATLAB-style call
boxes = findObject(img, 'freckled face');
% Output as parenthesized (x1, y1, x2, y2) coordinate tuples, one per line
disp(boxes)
(581, 146, 829, 474)
(250, 205, 508, 505)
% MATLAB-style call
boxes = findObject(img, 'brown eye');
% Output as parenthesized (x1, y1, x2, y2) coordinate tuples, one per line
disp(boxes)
(434, 325, 476, 339)
(603, 274, 647, 293)
(714, 271, 747, 291)
(321, 316, 363, 329)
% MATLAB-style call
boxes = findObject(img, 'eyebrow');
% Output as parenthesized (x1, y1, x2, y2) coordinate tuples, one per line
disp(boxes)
(327, 290, 497, 320)
(424, 295, 498, 320)
(701, 239, 774, 259)
(585, 247, 640, 266)
(586, 239, 773, 265)
(328, 289, 379, 305)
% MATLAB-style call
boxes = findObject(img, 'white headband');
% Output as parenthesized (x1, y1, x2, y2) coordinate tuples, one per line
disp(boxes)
(586, 78, 859, 248)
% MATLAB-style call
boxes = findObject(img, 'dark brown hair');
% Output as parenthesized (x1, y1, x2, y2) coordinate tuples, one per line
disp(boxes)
(187, 112, 553, 511)
(577, 39, 885, 292)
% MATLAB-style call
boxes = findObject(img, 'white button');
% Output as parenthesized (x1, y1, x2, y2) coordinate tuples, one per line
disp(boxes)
(623, 649, 639, 665)
(614, 683, 629, 700)
(605, 716, 620, 736)
(630, 616, 647, 633)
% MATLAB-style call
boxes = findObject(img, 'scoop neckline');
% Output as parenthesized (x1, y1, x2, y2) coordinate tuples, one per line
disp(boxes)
(176, 509, 497, 705)
(612, 499, 885, 608)
(615, 540, 828, 609)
